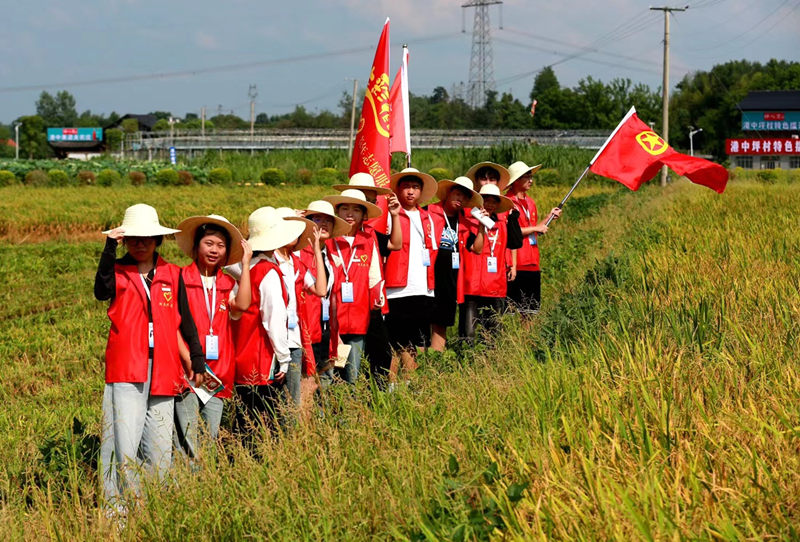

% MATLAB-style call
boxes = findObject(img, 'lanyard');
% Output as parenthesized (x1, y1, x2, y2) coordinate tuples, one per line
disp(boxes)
(409, 212, 436, 249)
(514, 196, 531, 222)
(487, 230, 500, 257)
(335, 240, 356, 283)
(139, 270, 153, 300)
(202, 274, 217, 335)
(442, 213, 458, 253)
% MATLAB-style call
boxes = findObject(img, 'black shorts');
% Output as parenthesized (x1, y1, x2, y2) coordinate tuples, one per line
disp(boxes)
(507, 270, 541, 315)
(386, 295, 432, 350)
(430, 249, 459, 327)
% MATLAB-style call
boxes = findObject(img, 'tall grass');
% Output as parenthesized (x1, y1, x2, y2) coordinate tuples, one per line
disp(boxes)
(0, 179, 798, 539)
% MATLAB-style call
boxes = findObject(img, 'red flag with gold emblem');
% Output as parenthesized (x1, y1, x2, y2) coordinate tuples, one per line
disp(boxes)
(589, 107, 728, 193)
(349, 18, 391, 189)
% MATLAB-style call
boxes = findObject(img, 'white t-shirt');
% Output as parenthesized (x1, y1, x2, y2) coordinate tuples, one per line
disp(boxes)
(387, 209, 434, 300)
(275, 252, 302, 349)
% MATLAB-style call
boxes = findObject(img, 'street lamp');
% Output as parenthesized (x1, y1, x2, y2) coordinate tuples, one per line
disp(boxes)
(168, 117, 181, 145)
(689, 126, 703, 157)
(13, 122, 22, 160)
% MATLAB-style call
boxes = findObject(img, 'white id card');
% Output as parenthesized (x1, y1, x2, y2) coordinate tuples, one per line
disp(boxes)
(148, 322, 154, 348)
(321, 298, 330, 321)
(452, 252, 460, 269)
(487, 257, 498, 273)
(205, 335, 219, 360)
(287, 308, 298, 329)
(422, 249, 431, 267)
(528, 234, 537, 246)
(342, 282, 354, 303)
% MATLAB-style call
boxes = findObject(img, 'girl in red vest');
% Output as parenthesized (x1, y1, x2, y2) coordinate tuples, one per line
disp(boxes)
(172, 215, 253, 459)
(385, 168, 439, 383)
(230, 207, 308, 437)
(94, 204, 206, 507)
(322, 189, 388, 385)
(505, 161, 562, 318)
(459, 184, 521, 341)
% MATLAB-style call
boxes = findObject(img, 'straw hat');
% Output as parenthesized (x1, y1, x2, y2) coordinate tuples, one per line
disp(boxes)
(507, 161, 543, 190)
(331, 172, 392, 196)
(246, 207, 307, 252)
(464, 162, 512, 191)
(478, 184, 514, 214)
(276, 207, 316, 252)
(102, 203, 179, 237)
(174, 214, 244, 264)
(389, 168, 438, 204)
(323, 189, 383, 219)
(297, 200, 351, 239)
(435, 176, 484, 208)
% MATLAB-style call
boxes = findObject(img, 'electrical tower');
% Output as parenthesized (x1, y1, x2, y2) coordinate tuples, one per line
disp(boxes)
(462, 0, 502, 108)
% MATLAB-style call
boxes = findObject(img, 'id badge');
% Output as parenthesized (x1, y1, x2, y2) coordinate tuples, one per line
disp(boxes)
(342, 282, 354, 303)
(148, 322, 154, 348)
(487, 257, 498, 273)
(321, 298, 330, 321)
(452, 252, 460, 269)
(422, 249, 431, 267)
(528, 234, 537, 246)
(287, 308, 298, 329)
(205, 335, 219, 360)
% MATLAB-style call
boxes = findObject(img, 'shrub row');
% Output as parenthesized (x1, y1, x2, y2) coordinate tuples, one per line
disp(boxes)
(0, 168, 199, 188)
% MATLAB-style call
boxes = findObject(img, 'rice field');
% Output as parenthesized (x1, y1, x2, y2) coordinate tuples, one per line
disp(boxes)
(0, 176, 798, 540)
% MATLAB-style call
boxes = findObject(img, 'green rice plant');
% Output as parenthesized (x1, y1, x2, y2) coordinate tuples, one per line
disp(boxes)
(428, 167, 453, 181)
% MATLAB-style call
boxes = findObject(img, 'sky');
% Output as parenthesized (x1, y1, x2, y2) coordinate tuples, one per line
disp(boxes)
(0, 0, 798, 124)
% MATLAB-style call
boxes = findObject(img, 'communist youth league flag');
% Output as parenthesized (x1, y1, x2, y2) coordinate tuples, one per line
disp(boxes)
(389, 46, 410, 157)
(349, 18, 391, 188)
(589, 107, 728, 194)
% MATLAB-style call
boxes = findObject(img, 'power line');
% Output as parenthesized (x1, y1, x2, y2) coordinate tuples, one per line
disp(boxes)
(682, 0, 792, 51)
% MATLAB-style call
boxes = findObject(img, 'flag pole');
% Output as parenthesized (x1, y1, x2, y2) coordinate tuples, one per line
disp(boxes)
(544, 106, 638, 227)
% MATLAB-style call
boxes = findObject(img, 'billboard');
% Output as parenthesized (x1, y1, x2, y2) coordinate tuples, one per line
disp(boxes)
(741, 112, 800, 131)
(726, 138, 800, 155)
(47, 128, 103, 142)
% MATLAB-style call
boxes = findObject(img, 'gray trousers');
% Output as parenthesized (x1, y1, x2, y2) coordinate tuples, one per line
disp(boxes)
(173, 393, 225, 459)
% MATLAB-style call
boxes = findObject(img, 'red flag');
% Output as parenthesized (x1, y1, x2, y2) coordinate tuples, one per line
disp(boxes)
(349, 19, 391, 189)
(589, 107, 728, 194)
(389, 46, 410, 157)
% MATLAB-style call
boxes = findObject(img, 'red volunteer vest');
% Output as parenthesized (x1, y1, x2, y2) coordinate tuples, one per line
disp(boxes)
(508, 194, 540, 271)
(105, 256, 185, 396)
(232, 259, 288, 386)
(462, 218, 509, 302)
(327, 231, 374, 335)
(180, 264, 236, 399)
(384, 206, 436, 290)
(300, 246, 342, 361)
(289, 253, 316, 376)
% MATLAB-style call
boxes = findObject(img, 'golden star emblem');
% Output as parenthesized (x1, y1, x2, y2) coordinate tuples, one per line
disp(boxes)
(635, 131, 669, 155)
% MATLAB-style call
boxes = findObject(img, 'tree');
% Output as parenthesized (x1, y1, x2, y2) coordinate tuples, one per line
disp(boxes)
(121, 118, 140, 134)
(153, 119, 170, 132)
(105, 128, 123, 153)
(531, 66, 560, 99)
(16, 115, 49, 159)
(255, 112, 269, 125)
(149, 111, 173, 121)
(36, 90, 78, 127)
(185, 113, 198, 121)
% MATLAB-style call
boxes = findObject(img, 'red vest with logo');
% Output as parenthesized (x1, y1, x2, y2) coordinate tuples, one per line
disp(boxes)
(105, 256, 185, 396)
(384, 206, 437, 290)
(232, 259, 288, 386)
(462, 218, 509, 301)
(289, 253, 316, 376)
(180, 264, 236, 399)
(508, 194, 540, 271)
(327, 231, 374, 335)
(300, 246, 342, 361)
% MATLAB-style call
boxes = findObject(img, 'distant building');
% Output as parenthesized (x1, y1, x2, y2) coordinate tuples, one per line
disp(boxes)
(47, 128, 104, 159)
(726, 90, 800, 170)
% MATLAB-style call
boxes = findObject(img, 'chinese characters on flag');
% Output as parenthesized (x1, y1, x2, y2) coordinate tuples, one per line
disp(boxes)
(726, 138, 800, 155)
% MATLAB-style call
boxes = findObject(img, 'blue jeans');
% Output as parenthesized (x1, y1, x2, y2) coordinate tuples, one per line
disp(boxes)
(286, 347, 303, 407)
(340, 334, 365, 385)
(173, 392, 225, 459)
(100, 359, 174, 506)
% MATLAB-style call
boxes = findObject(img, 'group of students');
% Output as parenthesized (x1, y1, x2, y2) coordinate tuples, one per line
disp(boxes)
(94, 160, 561, 505)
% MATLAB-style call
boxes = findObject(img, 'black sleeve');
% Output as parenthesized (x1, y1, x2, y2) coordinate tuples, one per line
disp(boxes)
(94, 238, 118, 301)
(375, 232, 391, 258)
(465, 232, 477, 251)
(506, 210, 524, 250)
(178, 272, 207, 374)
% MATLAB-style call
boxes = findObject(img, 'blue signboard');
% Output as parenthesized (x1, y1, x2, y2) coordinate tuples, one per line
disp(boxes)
(47, 128, 103, 142)
(169, 146, 177, 165)
(741, 111, 800, 131)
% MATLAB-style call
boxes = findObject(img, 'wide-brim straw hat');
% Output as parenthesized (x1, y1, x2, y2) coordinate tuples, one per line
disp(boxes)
(102, 203, 180, 237)
(464, 162, 512, 191)
(331, 172, 392, 196)
(276, 207, 316, 252)
(246, 206, 308, 252)
(390, 168, 438, 204)
(174, 214, 244, 264)
(507, 161, 543, 190)
(322, 189, 383, 219)
(479, 184, 514, 214)
(435, 176, 484, 208)
(297, 200, 351, 239)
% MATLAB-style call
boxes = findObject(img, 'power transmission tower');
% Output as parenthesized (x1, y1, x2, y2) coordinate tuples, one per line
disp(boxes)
(462, 0, 502, 108)
(650, 5, 687, 187)
(248, 84, 258, 137)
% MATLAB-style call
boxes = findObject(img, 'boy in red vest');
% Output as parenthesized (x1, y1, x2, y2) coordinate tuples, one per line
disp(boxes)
(505, 161, 561, 318)
(385, 168, 438, 382)
(95, 204, 206, 507)
(465, 161, 511, 191)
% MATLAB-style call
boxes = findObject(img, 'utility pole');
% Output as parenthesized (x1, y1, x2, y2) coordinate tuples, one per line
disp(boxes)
(651, 5, 687, 187)
(13, 122, 21, 160)
(347, 79, 359, 158)
(201, 106, 206, 137)
(248, 84, 258, 138)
